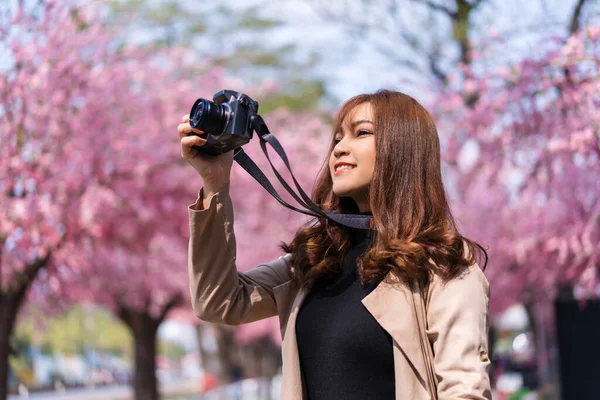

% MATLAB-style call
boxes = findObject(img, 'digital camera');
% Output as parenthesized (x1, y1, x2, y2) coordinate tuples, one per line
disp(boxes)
(188, 90, 259, 155)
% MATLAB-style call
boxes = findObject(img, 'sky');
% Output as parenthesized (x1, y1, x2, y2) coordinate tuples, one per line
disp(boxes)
(2, 0, 598, 103)
(10, 0, 588, 104)
(231, 0, 599, 102)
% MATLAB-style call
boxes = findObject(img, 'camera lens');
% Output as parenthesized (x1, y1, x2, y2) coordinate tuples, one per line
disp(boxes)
(192, 103, 204, 120)
(189, 98, 229, 136)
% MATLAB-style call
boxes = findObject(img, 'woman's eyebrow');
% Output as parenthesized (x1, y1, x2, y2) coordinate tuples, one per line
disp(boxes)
(350, 119, 373, 128)
(334, 119, 374, 137)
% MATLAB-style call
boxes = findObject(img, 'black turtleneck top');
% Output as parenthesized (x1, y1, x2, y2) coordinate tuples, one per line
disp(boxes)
(295, 220, 395, 399)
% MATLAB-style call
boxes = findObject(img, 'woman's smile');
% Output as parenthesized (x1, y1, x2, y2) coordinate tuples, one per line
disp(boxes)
(334, 164, 357, 175)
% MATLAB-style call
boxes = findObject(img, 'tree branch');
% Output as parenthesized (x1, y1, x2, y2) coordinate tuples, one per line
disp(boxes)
(20, 252, 51, 292)
(563, 0, 587, 84)
(157, 293, 184, 324)
(410, 0, 457, 17)
(568, 0, 588, 35)
(428, 46, 448, 84)
(593, 123, 600, 160)
(116, 300, 133, 328)
(6, 251, 52, 315)
(0, 236, 4, 292)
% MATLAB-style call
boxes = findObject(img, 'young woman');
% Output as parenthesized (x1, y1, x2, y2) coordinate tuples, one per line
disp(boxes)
(178, 90, 491, 400)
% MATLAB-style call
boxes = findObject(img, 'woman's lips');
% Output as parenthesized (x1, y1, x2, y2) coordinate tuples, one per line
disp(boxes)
(334, 165, 355, 175)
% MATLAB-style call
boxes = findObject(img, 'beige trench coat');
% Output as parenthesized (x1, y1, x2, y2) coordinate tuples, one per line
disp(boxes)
(188, 184, 492, 400)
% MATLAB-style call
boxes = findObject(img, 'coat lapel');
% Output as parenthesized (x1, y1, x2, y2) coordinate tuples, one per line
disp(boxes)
(279, 274, 429, 400)
(280, 286, 309, 400)
(361, 273, 430, 386)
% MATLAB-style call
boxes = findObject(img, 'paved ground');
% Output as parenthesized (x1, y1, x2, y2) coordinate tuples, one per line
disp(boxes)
(8, 380, 199, 400)
(8, 377, 281, 400)
(11, 380, 537, 400)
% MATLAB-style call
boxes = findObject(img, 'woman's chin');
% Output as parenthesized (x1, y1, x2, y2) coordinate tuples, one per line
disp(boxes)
(332, 188, 356, 199)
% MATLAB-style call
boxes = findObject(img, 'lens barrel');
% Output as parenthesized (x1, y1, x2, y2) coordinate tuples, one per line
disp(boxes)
(189, 98, 229, 135)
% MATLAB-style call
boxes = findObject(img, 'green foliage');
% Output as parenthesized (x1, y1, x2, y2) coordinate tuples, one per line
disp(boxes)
(8, 355, 32, 386)
(508, 388, 534, 400)
(146, 2, 183, 25)
(70, 8, 90, 31)
(238, 15, 282, 30)
(259, 79, 327, 114)
(187, 23, 206, 35)
(13, 305, 131, 357)
(8, 335, 32, 382)
(9, 305, 132, 385)
(107, 0, 144, 14)
(106, 0, 206, 47)
(158, 339, 187, 360)
(105, 0, 326, 111)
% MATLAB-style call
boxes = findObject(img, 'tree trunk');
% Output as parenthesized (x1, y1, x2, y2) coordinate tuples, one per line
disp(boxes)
(524, 299, 553, 389)
(0, 294, 23, 400)
(121, 309, 159, 400)
(134, 320, 159, 400)
(195, 324, 242, 399)
(195, 324, 211, 372)
(214, 324, 237, 384)
(0, 254, 50, 400)
(238, 337, 281, 400)
(195, 324, 228, 382)
(118, 295, 182, 400)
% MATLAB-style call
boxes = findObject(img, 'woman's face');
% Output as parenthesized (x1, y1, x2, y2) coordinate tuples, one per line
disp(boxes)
(329, 102, 376, 213)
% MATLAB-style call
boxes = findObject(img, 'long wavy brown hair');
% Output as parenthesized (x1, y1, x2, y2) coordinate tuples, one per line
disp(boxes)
(280, 89, 488, 291)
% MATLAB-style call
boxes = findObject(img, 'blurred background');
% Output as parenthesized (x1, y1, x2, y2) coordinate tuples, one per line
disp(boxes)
(1, 0, 599, 399)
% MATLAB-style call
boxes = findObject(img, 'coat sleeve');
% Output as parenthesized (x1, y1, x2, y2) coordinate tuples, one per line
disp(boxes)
(426, 265, 492, 399)
(188, 182, 295, 325)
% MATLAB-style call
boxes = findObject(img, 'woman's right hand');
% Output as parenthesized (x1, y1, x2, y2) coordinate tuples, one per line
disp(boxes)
(178, 114, 234, 193)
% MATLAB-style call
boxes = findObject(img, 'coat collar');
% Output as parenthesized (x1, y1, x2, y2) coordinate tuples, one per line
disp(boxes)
(279, 272, 429, 400)
(361, 272, 430, 385)
(280, 286, 309, 400)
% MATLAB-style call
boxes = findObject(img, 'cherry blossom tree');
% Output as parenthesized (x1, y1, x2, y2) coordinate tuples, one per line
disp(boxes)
(432, 25, 600, 384)
(73, 72, 329, 399)
(435, 26, 599, 308)
(1, 1, 213, 397)
(1, 1, 331, 397)
(0, 2, 118, 395)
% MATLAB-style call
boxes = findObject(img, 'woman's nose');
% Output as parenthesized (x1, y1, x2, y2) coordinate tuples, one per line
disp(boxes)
(333, 140, 350, 158)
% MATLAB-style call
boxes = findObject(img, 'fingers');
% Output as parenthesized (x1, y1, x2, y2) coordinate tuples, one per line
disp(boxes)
(178, 122, 204, 139)
(181, 135, 207, 148)
(182, 114, 189, 123)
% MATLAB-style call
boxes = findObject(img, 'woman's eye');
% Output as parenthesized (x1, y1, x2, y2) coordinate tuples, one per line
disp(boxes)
(334, 130, 372, 144)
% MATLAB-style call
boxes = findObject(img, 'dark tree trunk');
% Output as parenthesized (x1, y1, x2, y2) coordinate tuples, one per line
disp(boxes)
(195, 324, 224, 383)
(0, 254, 50, 400)
(0, 294, 22, 400)
(119, 308, 160, 400)
(195, 324, 243, 399)
(134, 320, 158, 400)
(524, 298, 552, 389)
(568, 0, 588, 35)
(117, 295, 182, 400)
(239, 337, 281, 400)
(195, 324, 210, 371)
(214, 324, 237, 384)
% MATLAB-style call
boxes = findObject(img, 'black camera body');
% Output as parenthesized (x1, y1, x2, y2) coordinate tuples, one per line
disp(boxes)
(189, 90, 259, 155)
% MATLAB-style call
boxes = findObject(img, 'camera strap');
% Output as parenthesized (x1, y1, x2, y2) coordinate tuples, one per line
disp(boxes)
(231, 115, 373, 230)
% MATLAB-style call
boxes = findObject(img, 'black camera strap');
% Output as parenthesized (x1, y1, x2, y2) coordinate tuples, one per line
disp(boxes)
(232, 148, 323, 218)
(231, 115, 373, 230)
